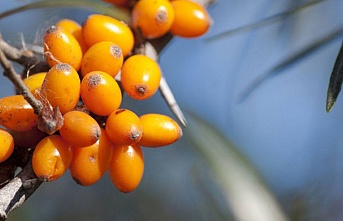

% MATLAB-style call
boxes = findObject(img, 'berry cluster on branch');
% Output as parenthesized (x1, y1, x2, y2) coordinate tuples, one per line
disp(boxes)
(0, 0, 213, 219)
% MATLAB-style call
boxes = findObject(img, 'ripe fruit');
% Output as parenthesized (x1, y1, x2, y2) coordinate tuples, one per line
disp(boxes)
(23, 72, 47, 94)
(102, 0, 131, 7)
(32, 135, 73, 182)
(0, 129, 14, 163)
(69, 128, 113, 186)
(80, 71, 122, 116)
(59, 110, 101, 147)
(105, 109, 142, 145)
(109, 143, 144, 193)
(43, 25, 82, 70)
(132, 0, 175, 39)
(56, 18, 88, 54)
(81, 41, 123, 78)
(82, 14, 134, 56)
(170, 0, 211, 38)
(0, 95, 38, 132)
(121, 54, 161, 100)
(139, 113, 182, 147)
(41, 63, 80, 114)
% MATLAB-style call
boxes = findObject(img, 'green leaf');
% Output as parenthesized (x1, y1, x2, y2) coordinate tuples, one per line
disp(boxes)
(0, 0, 130, 22)
(326, 41, 343, 112)
(238, 27, 343, 102)
(187, 113, 289, 221)
(207, 0, 329, 42)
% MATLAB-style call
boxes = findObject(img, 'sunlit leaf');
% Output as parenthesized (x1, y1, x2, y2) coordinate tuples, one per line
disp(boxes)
(238, 27, 343, 102)
(0, 0, 130, 23)
(207, 0, 329, 41)
(187, 113, 289, 221)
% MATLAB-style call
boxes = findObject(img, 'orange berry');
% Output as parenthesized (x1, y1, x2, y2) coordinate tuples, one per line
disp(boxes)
(70, 128, 113, 186)
(105, 109, 142, 145)
(132, 0, 174, 39)
(43, 25, 83, 70)
(32, 135, 73, 182)
(56, 19, 88, 54)
(82, 14, 134, 57)
(121, 54, 161, 100)
(139, 113, 182, 147)
(0, 95, 38, 132)
(0, 129, 14, 163)
(170, 0, 211, 38)
(23, 72, 47, 94)
(80, 71, 122, 116)
(109, 143, 144, 193)
(41, 63, 80, 114)
(59, 110, 101, 147)
(81, 41, 123, 78)
(9, 127, 47, 149)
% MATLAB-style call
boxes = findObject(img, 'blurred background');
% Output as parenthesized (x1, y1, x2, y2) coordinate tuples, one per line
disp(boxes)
(1, 0, 343, 220)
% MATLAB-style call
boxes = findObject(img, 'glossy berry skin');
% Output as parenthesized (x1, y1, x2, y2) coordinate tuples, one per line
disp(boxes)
(0, 95, 38, 132)
(32, 135, 73, 182)
(56, 19, 88, 54)
(82, 14, 134, 57)
(132, 0, 174, 39)
(81, 71, 122, 116)
(109, 143, 144, 193)
(81, 41, 123, 78)
(43, 25, 82, 70)
(9, 127, 47, 149)
(70, 128, 113, 186)
(0, 129, 14, 163)
(103, 0, 131, 7)
(121, 54, 161, 100)
(105, 109, 142, 145)
(139, 113, 182, 147)
(41, 63, 81, 114)
(23, 72, 47, 94)
(59, 110, 101, 148)
(170, 0, 211, 38)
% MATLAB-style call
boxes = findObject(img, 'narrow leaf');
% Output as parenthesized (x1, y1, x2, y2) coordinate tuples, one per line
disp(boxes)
(207, 0, 329, 42)
(187, 113, 289, 221)
(326, 41, 343, 112)
(238, 27, 343, 102)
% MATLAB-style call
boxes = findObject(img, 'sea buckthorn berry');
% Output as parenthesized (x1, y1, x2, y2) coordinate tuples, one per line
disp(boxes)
(82, 14, 134, 57)
(41, 63, 80, 114)
(121, 54, 161, 100)
(0, 95, 38, 132)
(139, 113, 182, 147)
(81, 41, 123, 78)
(56, 19, 88, 54)
(0, 129, 14, 163)
(59, 110, 101, 148)
(170, 0, 211, 38)
(105, 109, 142, 145)
(32, 135, 73, 182)
(9, 127, 47, 149)
(81, 71, 122, 116)
(132, 0, 175, 39)
(109, 143, 144, 193)
(70, 128, 113, 186)
(23, 72, 47, 94)
(43, 25, 83, 70)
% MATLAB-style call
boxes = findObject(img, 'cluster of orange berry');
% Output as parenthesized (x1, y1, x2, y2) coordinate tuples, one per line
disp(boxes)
(0, 0, 210, 193)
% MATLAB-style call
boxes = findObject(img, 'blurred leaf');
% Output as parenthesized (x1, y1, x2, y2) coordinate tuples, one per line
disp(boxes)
(238, 27, 343, 102)
(187, 113, 289, 221)
(207, 0, 329, 41)
(0, 0, 130, 22)
(326, 41, 343, 112)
